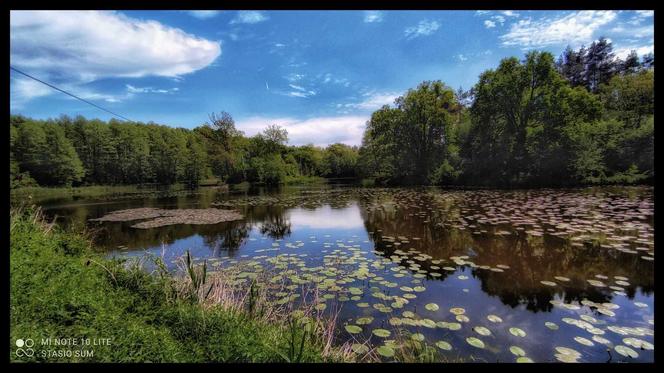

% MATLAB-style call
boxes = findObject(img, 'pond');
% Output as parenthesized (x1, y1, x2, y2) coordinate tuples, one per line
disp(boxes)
(38, 184, 654, 363)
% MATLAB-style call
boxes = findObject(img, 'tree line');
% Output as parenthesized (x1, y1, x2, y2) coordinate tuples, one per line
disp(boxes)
(10, 40, 653, 189)
(358, 41, 653, 187)
(10, 114, 359, 188)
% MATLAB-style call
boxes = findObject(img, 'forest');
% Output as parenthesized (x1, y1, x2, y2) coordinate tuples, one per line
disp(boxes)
(10, 39, 653, 189)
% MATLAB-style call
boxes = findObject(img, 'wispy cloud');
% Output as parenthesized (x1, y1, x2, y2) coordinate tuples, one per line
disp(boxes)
(337, 91, 399, 112)
(636, 10, 654, 18)
(10, 77, 55, 108)
(456, 54, 468, 62)
(288, 84, 306, 91)
(230, 11, 268, 24)
(501, 11, 520, 17)
(126, 84, 179, 94)
(364, 11, 384, 23)
(10, 76, 134, 108)
(614, 44, 654, 60)
(235, 115, 369, 146)
(500, 10, 618, 48)
(187, 11, 221, 19)
(610, 24, 653, 40)
(484, 20, 496, 28)
(404, 20, 440, 39)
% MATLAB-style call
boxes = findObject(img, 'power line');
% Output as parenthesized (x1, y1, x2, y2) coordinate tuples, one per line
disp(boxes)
(10, 66, 134, 122)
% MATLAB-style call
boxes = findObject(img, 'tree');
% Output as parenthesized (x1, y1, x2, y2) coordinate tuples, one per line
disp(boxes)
(13, 120, 84, 186)
(182, 132, 208, 188)
(322, 143, 359, 177)
(199, 111, 244, 182)
(556, 45, 586, 87)
(583, 37, 617, 92)
(620, 50, 641, 75)
(43, 123, 85, 186)
(262, 124, 288, 145)
(462, 51, 602, 186)
(641, 53, 654, 70)
(360, 81, 458, 184)
(600, 70, 654, 128)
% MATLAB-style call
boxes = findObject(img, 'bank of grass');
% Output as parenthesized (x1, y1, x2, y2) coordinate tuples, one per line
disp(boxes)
(9, 207, 352, 363)
(9, 181, 231, 205)
(284, 176, 327, 185)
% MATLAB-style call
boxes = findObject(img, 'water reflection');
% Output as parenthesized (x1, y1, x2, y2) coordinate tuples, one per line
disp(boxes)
(39, 185, 654, 362)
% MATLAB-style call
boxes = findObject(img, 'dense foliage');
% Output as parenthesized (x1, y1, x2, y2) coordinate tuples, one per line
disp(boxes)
(10, 114, 360, 188)
(10, 41, 653, 188)
(358, 43, 653, 187)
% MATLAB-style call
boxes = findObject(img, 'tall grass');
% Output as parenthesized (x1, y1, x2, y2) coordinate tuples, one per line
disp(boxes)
(9, 206, 352, 362)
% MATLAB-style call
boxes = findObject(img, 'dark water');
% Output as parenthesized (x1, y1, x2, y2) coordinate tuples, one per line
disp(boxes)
(39, 184, 654, 363)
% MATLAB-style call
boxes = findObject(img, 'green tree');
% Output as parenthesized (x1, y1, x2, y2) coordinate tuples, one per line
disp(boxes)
(462, 51, 602, 186)
(360, 81, 459, 184)
(322, 143, 359, 177)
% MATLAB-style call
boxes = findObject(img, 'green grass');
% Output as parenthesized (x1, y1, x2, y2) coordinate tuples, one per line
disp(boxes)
(9, 207, 346, 362)
(10, 185, 144, 203)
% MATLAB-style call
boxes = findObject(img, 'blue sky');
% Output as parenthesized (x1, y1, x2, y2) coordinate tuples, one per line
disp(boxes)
(10, 10, 654, 146)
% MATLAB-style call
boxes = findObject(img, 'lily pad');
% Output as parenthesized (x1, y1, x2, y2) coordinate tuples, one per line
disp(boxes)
(509, 327, 527, 337)
(372, 329, 391, 338)
(510, 346, 526, 356)
(356, 317, 374, 325)
(614, 345, 639, 358)
(425, 303, 439, 311)
(377, 345, 395, 358)
(487, 314, 503, 323)
(466, 337, 485, 349)
(411, 333, 425, 342)
(435, 341, 452, 350)
(474, 326, 492, 336)
(450, 307, 466, 315)
(352, 343, 369, 354)
(345, 325, 362, 334)
(574, 336, 594, 346)
(516, 356, 534, 363)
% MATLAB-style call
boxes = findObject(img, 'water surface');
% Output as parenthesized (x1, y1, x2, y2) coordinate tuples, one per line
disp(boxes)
(39, 184, 655, 363)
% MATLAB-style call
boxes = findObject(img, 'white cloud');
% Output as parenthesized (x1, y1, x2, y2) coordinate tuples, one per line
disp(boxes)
(404, 20, 440, 39)
(614, 44, 654, 60)
(285, 73, 305, 82)
(126, 84, 179, 94)
(187, 11, 221, 19)
(610, 25, 653, 40)
(636, 10, 654, 18)
(10, 75, 133, 108)
(10, 10, 221, 84)
(484, 20, 496, 28)
(235, 115, 369, 147)
(230, 11, 268, 24)
(492, 15, 506, 25)
(500, 11, 617, 48)
(475, 11, 491, 16)
(340, 91, 399, 111)
(10, 77, 55, 107)
(456, 54, 468, 62)
(288, 84, 306, 91)
(364, 11, 384, 23)
(501, 11, 520, 17)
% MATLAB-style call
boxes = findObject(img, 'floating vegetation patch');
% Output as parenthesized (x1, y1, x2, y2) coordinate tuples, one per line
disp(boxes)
(90, 207, 243, 228)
